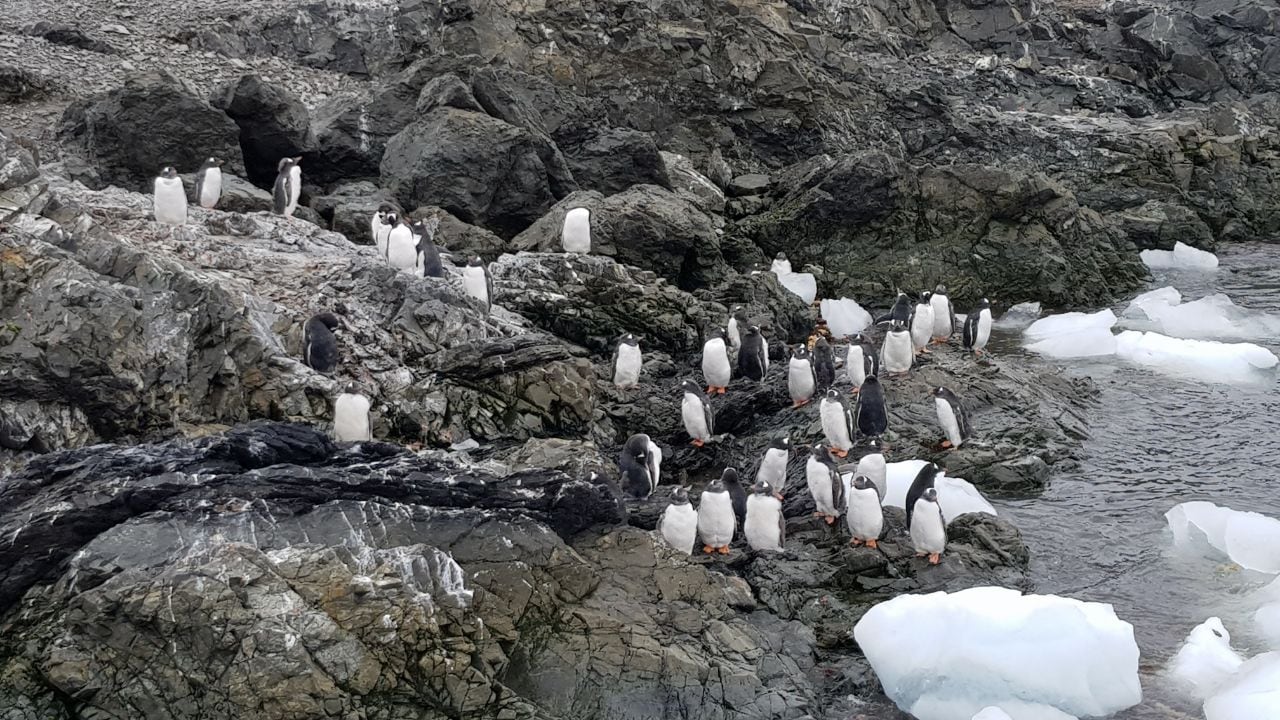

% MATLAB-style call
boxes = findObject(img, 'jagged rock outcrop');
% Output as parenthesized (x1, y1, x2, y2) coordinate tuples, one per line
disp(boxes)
(213, 74, 317, 186)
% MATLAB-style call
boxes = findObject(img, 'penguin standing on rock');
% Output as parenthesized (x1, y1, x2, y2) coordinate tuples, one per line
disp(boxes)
(701, 328, 732, 394)
(963, 298, 994, 356)
(876, 292, 912, 326)
(679, 379, 714, 447)
(756, 436, 792, 493)
(846, 333, 878, 393)
(659, 487, 698, 555)
(911, 487, 947, 565)
(618, 433, 662, 498)
(910, 291, 935, 355)
(303, 312, 342, 374)
(333, 382, 372, 442)
(813, 336, 836, 389)
(562, 207, 591, 253)
(385, 217, 418, 273)
(930, 284, 957, 343)
(770, 252, 791, 275)
(411, 216, 444, 278)
(698, 472, 736, 554)
(745, 479, 785, 552)
(271, 156, 302, 218)
(806, 443, 844, 525)
(854, 376, 889, 441)
(721, 467, 748, 531)
(612, 333, 642, 389)
(461, 256, 493, 313)
(846, 475, 884, 548)
(881, 321, 914, 376)
(788, 345, 816, 408)
(855, 439, 887, 499)
(933, 386, 972, 449)
(152, 167, 187, 225)
(375, 210, 397, 260)
(904, 462, 941, 529)
(739, 325, 769, 382)
(819, 388, 855, 457)
(193, 157, 224, 209)
(727, 305, 749, 353)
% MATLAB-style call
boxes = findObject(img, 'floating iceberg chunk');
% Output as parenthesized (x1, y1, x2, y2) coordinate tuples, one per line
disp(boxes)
(1141, 241, 1219, 271)
(1023, 310, 1118, 358)
(994, 302, 1041, 330)
(853, 587, 1142, 720)
(1166, 501, 1280, 573)
(820, 297, 873, 337)
(775, 271, 817, 304)
(1025, 309, 1117, 341)
(1115, 331, 1278, 382)
(1122, 287, 1280, 340)
(1204, 651, 1280, 720)
(972, 708, 1015, 720)
(1255, 603, 1280, 649)
(1166, 618, 1244, 701)
(874, 460, 996, 522)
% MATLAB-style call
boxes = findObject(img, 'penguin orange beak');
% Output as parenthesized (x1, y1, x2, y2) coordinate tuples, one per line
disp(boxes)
(293, 156, 303, 163)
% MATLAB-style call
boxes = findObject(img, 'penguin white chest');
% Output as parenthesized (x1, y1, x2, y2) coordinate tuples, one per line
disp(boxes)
(744, 494, 783, 551)
(788, 358, 814, 402)
(757, 448, 788, 487)
(153, 177, 188, 225)
(285, 165, 301, 216)
(374, 221, 393, 257)
(820, 399, 852, 450)
(613, 343, 642, 387)
(198, 168, 222, 209)
(701, 338, 731, 387)
(333, 393, 372, 442)
(697, 492, 735, 547)
(910, 500, 947, 554)
(935, 397, 963, 447)
(846, 345, 866, 386)
(727, 317, 741, 351)
(855, 453, 887, 499)
(975, 309, 993, 349)
(561, 207, 591, 253)
(806, 459, 839, 516)
(681, 394, 710, 441)
(461, 265, 489, 307)
(385, 227, 418, 272)
(882, 332, 913, 373)
(846, 486, 884, 542)
(910, 304, 934, 349)
(659, 503, 698, 555)
(930, 294, 952, 337)
(645, 440, 663, 489)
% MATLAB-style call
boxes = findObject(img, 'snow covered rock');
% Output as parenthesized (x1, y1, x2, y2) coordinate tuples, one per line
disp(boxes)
(1204, 651, 1280, 720)
(1165, 617, 1244, 701)
(1115, 331, 1278, 381)
(853, 586, 1142, 720)
(1023, 310, 1118, 358)
(1166, 501, 1280, 573)
(1140, 241, 1219, 271)
(819, 297, 873, 337)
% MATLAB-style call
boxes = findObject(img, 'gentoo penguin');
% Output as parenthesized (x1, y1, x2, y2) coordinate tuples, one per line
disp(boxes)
(963, 298, 994, 356)
(770, 251, 791, 275)
(739, 325, 769, 382)
(876, 292, 911, 326)
(880, 320, 914, 376)
(562, 207, 591, 253)
(271, 156, 302, 217)
(910, 291, 935, 355)
(854, 439, 887, 499)
(756, 436, 792, 492)
(744, 479, 785, 552)
(854, 375, 888, 440)
(303, 312, 341, 374)
(904, 462, 941, 528)
(193, 157, 224, 209)
(845, 333, 879, 393)
(411, 216, 445, 278)
(788, 345, 816, 408)
(813, 336, 836, 389)
(819, 388, 855, 458)
(679, 379, 714, 447)
(618, 433, 662, 499)
(461, 256, 493, 313)
(933, 386, 972, 449)
(385, 217, 419, 273)
(333, 382, 372, 442)
(721, 467, 748, 530)
(930, 283, 957, 343)
(701, 328, 732, 394)
(658, 486, 698, 555)
(372, 205, 396, 258)
(152, 167, 187, 225)
(910, 487, 947, 565)
(697, 473, 736, 554)
(846, 475, 884, 549)
(612, 334, 642, 389)
(727, 305, 749, 352)
(806, 444, 844, 525)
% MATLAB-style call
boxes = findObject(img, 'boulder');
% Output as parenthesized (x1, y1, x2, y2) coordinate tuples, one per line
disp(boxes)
(26, 21, 118, 54)
(559, 127, 671, 195)
(428, 208, 508, 261)
(415, 73, 484, 114)
(309, 180, 398, 244)
(728, 173, 772, 197)
(661, 151, 726, 215)
(0, 129, 38, 192)
(213, 74, 317, 186)
(1114, 200, 1217, 251)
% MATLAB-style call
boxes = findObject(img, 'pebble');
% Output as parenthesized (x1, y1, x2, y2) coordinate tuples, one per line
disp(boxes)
(101, 24, 129, 35)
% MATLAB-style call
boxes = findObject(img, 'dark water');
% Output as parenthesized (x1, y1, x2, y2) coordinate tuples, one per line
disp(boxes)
(994, 243, 1280, 718)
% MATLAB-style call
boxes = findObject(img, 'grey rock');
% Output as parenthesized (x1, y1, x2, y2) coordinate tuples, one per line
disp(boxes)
(309, 181, 398, 244)
(728, 173, 773, 197)
(26, 21, 117, 54)
(0, 129, 38, 192)
(213, 74, 317, 186)
(415, 73, 484, 114)
(661, 151, 726, 214)
(1115, 199, 1217, 251)
(559, 127, 671, 195)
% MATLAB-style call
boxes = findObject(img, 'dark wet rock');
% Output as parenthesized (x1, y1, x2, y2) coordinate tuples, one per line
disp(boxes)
(213, 74, 317, 187)
(0, 129, 38, 192)
(57, 71, 244, 192)
(416, 72, 484, 114)
(309, 180, 398, 245)
(729, 173, 773, 197)
(429, 208, 507, 261)
(559, 126, 671, 195)
(25, 21, 117, 54)
(661, 151, 727, 215)
(1115, 199, 1217, 251)
(0, 65, 52, 104)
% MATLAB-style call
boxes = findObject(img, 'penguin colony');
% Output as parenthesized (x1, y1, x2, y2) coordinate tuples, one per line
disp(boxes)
(149, 157, 997, 566)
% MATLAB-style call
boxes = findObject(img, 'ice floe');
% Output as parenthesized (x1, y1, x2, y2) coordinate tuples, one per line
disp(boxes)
(1121, 286, 1280, 341)
(1204, 651, 1280, 720)
(871, 459, 997, 522)
(1165, 617, 1245, 701)
(1166, 501, 1280, 574)
(1023, 309, 1118, 358)
(819, 297, 873, 338)
(993, 302, 1041, 330)
(1140, 241, 1219, 271)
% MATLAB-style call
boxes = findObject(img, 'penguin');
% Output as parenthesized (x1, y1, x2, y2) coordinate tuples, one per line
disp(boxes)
(372, 205, 396, 258)
(910, 290, 935, 355)
(333, 382, 372, 442)
(721, 467, 748, 531)
(854, 439, 887, 500)
(846, 475, 884, 549)
(303, 312, 341, 374)
(805, 444, 844, 525)
(193, 157, 224, 209)
(679, 379, 714, 447)
(410, 216, 444, 278)
(701, 328, 732, 394)
(876, 292, 912, 326)
(787, 345, 816, 408)
(910, 487, 947, 565)
(697, 472, 736, 554)
(845, 333, 879, 393)
(813, 336, 836, 390)
(658, 486, 698, 555)
(152, 167, 187, 225)
(854, 375, 889, 440)
(904, 461, 942, 528)
(271, 156, 302, 217)
(880, 320, 914, 376)
(930, 283, 957, 343)
(744, 478, 785, 552)
(385, 218, 418, 273)
(738, 325, 769, 382)
(963, 297, 994, 356)
(933, 386, 972, 449)
(726, 305, 749, 352)
(618, 433, 662, 499)
(770, 251, 791, 275)
(756, 436, 791, 491)
(819, 388, 855, 458)
(461, 256, 493, 313)
(562, 207, 591, 253)
(612, 333, 642, 389)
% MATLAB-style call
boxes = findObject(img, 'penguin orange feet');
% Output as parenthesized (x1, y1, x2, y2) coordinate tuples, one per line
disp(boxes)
(793, 399, 810, 408)
(824, 515, 837, 525)
(705, 385, 715, 394)
(703, 545, 715, 554)
(940, 439, 953, 449)
(922, 347, 932, 354)
(830, 447, 848, 458)
(850, 387, 861, 395)
(691, 438, 705, 448)
(849, 538, 864, 547)
(866, 539, 878, 549)
(717, 545, 731, 555)
(717, 386, 728, 395)
(928, 553, 941, 565)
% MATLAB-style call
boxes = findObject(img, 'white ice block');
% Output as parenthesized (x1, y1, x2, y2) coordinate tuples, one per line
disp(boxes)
(1141, 241, 1219, 271)
(1166, 501, 1280, 574)
(820, 297, 873, 338)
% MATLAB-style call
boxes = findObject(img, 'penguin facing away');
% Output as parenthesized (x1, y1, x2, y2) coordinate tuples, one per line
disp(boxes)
(193, 157, 224, 209)
(910, 291, 935, 355)
(880, 320, 914, 376)
(854, 375, 889, 440)
(698, 472, 737, 554)
(303, 312, 342, 374)
(910, 486, 947, 564)
(788, 344, 817, 408)
(756, 436, 792, 491)
(461, 256, 493, 313)
(744, 478, 785, 552)
(876, 292, 911, 326)
(658, 486, 699, 555)
(701, 328, 732, 394)
(271, 156, 302, 217)
(846, 475, 884, 549)
(963, 298, 994, 355)
(679, 379, 714, 447)
(721, 467, 748, 531)
(612, 333, 642, 389)
(819, 388, 855, 457)
(904, 461, 942, 528)
(727, 305, 749, 352)
(618, 433, 662, 499)
(930, 283, 957, 342)
(411, 216, 445, 278)
(333, 382, 372, 442)
(805, 443, 845, 524)
(739, 325, 769, 382)
(562, 207, 591, 253)
(813, 336, 836, 390)
(152, 166, 187, 225)
(933, 386, 972, 449)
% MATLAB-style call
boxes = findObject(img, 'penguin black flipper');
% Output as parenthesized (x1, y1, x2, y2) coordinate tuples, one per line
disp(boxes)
(962, 312, 978, 350)
(830, 463, 845, 511)
(862, 343, 880, 377)
(194, 171, 205, 206)
(485, 264, 494, 310)
(777, 505, 786, 546)
(904, 462, 940, 527)
(956, 397, 973, 441)
(702, 393, 715, 436)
